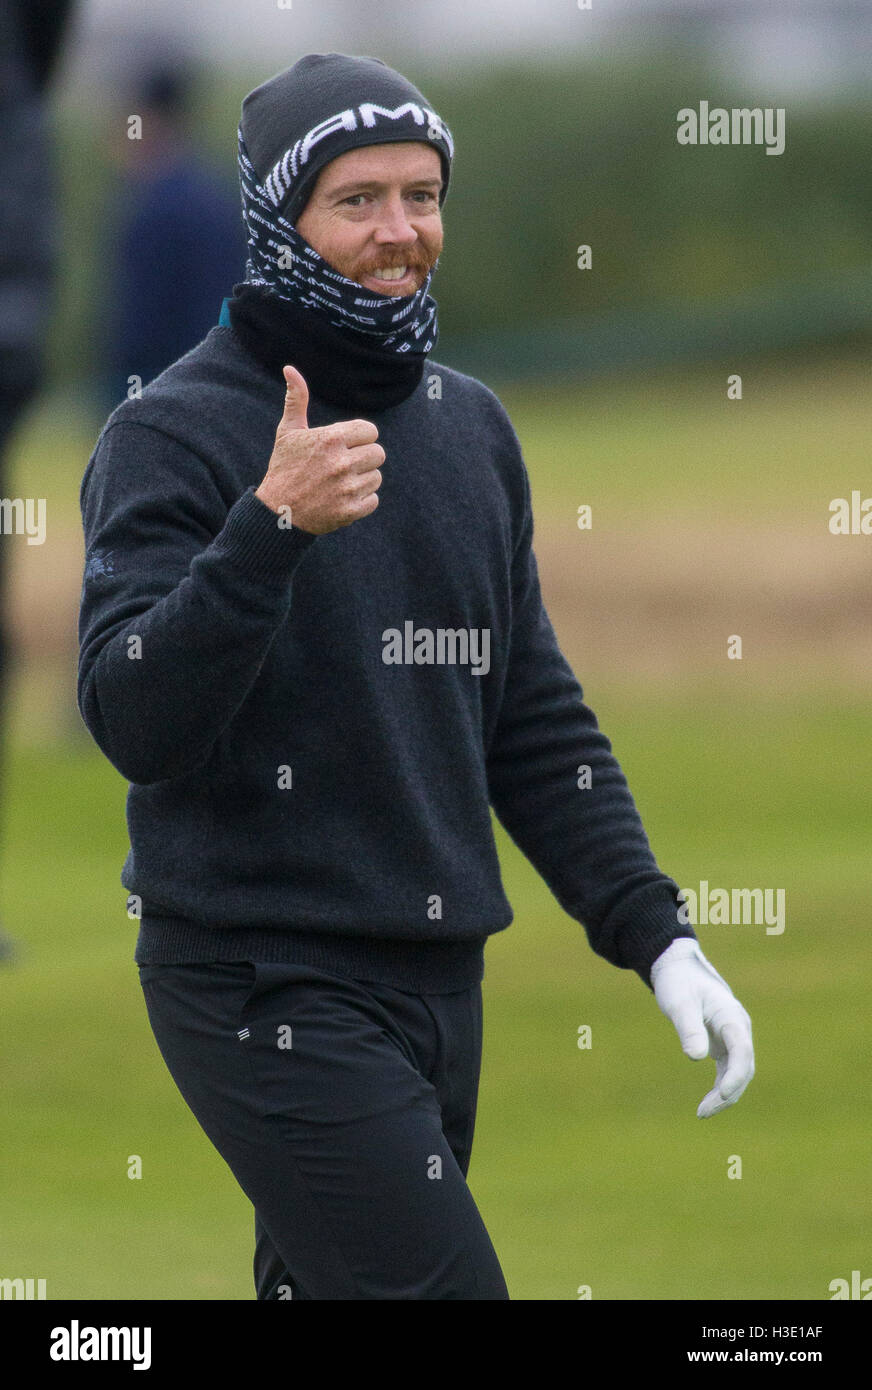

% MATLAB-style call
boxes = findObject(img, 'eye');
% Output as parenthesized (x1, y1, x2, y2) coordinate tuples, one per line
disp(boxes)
(340, 190, 438, 207)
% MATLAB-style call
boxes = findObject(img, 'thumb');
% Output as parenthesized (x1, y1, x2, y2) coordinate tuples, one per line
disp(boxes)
(281, 364, 309, 431)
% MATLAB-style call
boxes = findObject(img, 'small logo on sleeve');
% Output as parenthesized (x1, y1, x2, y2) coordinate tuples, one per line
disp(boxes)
(83, 548, 115, 583)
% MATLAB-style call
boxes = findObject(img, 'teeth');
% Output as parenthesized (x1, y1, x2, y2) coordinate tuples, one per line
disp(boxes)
(371, 266, 408, 281)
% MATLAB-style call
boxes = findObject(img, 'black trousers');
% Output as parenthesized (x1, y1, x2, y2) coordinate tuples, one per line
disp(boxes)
(138, 959, 510, 1299)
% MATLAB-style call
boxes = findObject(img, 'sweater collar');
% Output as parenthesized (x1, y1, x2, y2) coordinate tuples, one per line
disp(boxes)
(220, 281, 426, 413)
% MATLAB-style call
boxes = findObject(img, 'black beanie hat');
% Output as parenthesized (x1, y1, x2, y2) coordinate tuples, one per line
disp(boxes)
(239, 52, 454, 227)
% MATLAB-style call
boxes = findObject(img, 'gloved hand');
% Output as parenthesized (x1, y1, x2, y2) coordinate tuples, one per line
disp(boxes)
(650, 937, 755, 1118)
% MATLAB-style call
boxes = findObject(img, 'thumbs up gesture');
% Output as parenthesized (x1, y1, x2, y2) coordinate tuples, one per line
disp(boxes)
(254, 365, 385, 534)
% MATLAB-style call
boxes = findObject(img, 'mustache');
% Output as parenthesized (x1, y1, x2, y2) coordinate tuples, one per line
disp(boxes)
(359, 253, 432, 275)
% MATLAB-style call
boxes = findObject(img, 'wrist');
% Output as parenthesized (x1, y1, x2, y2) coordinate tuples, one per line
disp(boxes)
(650, 936, 700, 982)
(254, 481, 283, 515)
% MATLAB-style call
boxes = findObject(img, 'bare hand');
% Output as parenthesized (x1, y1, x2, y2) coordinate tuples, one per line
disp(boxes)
(255, 365, 385, 534)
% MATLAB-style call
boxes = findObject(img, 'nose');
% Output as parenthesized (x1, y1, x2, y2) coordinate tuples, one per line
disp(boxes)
(372, 194, 419, 245)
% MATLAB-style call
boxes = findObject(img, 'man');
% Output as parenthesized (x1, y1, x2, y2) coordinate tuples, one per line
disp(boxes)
(77, 53, 754, 1301)
(96, 52, 247, 414)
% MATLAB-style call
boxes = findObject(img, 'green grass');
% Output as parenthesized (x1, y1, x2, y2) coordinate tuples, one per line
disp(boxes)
(496, 355, 872, 523)
(475, 688, 870, 1300)
(0, 689, 866, 1300)
(1, 354, 868, 1299)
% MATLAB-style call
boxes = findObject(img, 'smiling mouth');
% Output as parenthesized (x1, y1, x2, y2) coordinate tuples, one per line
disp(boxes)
(361, 266, 420, 293)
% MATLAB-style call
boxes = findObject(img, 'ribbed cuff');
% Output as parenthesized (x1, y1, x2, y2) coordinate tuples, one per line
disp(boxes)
(213, 486, 319, 581)
(603, 880, 698, 990)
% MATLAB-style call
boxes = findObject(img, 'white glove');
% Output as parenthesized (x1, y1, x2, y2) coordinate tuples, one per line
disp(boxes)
(650, 937, 755, 1118)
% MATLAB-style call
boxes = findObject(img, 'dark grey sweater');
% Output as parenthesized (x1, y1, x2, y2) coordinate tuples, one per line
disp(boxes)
(77, 307, 695, 992)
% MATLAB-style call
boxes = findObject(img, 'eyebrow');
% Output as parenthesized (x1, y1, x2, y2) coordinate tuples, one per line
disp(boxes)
(327, 177, 443, 198)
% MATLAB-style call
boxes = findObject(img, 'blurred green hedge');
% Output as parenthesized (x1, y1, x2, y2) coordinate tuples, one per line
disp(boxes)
(49, 52, 872, 385)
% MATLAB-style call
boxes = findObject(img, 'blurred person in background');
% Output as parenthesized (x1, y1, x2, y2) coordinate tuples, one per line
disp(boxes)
(95, 52, 247, 414)
(0, 0, 76, 963)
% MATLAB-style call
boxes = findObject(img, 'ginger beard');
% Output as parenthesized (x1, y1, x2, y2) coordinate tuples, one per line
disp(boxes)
(294, 142, 444, 299)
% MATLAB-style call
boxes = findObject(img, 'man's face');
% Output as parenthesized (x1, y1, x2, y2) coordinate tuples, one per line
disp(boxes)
(294, 142, 444, 298)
